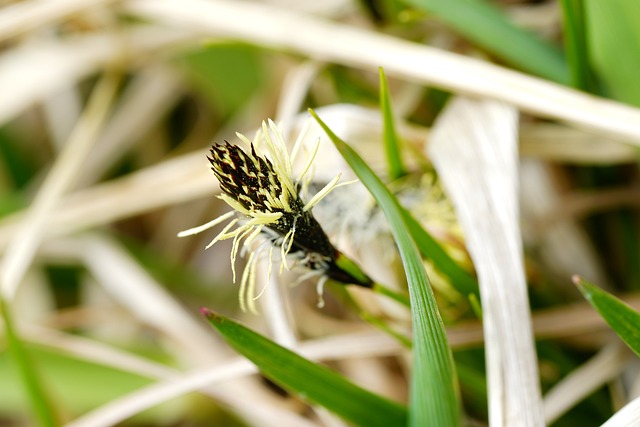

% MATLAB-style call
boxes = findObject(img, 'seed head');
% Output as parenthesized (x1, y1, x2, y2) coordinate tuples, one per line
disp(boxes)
(179, 119, 372, 312)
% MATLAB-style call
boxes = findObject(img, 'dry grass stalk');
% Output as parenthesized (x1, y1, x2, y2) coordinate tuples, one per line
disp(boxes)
(428, 97, 544, 426)
(543, 342, 634, 424)
(0, 0, 116, 42)
(0, 74, 119, 300)
(126, 0, 640, 142)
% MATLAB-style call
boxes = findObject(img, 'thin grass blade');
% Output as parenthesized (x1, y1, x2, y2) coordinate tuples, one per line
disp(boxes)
(379, 67, 406, 181)
(574, 276, 640, 357)
(560, 0, 598, 92)
(401, 208, 479, 298)
(0, 298, 59, 426)
(201, 309, 407, 427)
(585, 0, 640, 106)
(310, 109, 461, 427)
(403, 0, 568, 83)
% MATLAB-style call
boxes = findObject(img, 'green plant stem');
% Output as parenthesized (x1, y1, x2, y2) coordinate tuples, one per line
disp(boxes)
(0, 298, 59, 426)
(373, 282, 410, 307)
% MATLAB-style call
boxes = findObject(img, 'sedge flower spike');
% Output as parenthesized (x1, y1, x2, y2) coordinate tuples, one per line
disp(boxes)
(179, 119, 372, 312)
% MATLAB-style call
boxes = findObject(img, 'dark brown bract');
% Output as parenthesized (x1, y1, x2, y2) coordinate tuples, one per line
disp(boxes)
(179, 119, 372, 312)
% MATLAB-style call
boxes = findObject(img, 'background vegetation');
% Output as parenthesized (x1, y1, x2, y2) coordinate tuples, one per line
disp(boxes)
(1, 0, 640, 426)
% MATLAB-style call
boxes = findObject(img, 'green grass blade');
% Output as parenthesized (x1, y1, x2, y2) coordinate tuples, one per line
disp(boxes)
(379, 67, 406, 181)
(373, 282, 410, 307)
(361, 312, 413, 348)
(560, 0, 597, 91)
(585, 0, 640, 106)
(201, 309, 407, 427)
(574, 276, 640, 358)
(404, 0, 568, 83)
(310, 109, 461, 427)
(383, 66, 477, 300)
(0, 298, 59, 426)
(401, 208, 479, 298)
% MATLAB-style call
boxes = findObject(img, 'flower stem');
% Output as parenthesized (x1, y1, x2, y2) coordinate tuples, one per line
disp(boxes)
(373, 282, 410, 307)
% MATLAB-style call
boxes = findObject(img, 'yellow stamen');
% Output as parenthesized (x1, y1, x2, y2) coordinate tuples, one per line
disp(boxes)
(316, 276, 329, 308)
(303, 174, 341, 212)
(219, 194, 251, 216)
(230, 224, 256, 282)
(239, 250, 257, 313)
(176, 211, 235, 237)
(290, 118, 312, 165)
(279, 228, 295, 272)
(205, 218, 239, 249)
(296, 137, 320, 188)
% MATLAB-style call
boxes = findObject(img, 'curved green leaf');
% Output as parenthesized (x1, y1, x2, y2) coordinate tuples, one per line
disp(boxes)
(585, 0, 640, 105)
(380, 66, 478, 300)
(0, 298, 59, 426)
(404, 0, 568, 83)
(401, 208, 479, 299)
(202, 309, 407, 427)
(379, 67, 406, 181)
(575, 276, 640, 358)
(310, 109, 461, 427)
(560, 0, 598, 92)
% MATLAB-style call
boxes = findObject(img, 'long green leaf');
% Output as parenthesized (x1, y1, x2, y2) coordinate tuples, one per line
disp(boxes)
(404, 0, 568, 83)
(310, 109, 460, 427)
(381, 65, 477, 301)
(201, 309, 407, 427)
(0, 298, 59, 426)
(574, 276, 640, 357)
(402, 208, 479, 298)
(560, 0, 598, 92)
(585, 0, 640, 106)
(379, 67, 406, 181)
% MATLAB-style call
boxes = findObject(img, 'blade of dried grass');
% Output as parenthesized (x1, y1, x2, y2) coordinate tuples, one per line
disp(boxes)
(601, 396, 640, 427)
(63, 356, 316, 427)
(25, 325, 178, 380)
(543, 342, 633, 424)
(0, 149, 215, 250)
(0, 73, 119, 300)
(520, 159, 609, 286)
(0, 26, 193, 125)
(257, 265, 297, 348)
(275, 61, 323, 133)
(77, 65, 185, 186)
(75, 234, 221, 365)
(42, 84, 82, 150)
(446, 292, 640, 349)
(126, 0, 640, 143)
(520, 123, 638, 164)
(428, 97, 544, 426)
(0, 0, 116, 42)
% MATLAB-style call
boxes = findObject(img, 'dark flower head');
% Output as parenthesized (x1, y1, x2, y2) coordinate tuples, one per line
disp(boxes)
(179, 120, 372, 312)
